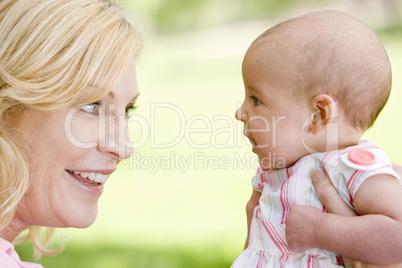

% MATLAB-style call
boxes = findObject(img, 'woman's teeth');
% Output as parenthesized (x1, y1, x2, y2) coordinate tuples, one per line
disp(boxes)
(67, 170, 108, 183)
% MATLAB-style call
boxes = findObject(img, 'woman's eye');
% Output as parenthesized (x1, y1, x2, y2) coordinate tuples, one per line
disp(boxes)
(252, 96, 261, 106)
(125, 104, 138, 119)
(79, 102, 101, 115)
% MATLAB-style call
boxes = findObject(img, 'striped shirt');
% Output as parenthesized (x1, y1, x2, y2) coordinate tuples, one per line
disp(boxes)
(232, 140, 399, 268)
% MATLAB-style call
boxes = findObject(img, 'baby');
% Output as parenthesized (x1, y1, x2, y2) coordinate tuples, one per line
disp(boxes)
(232, 10, 402, 267)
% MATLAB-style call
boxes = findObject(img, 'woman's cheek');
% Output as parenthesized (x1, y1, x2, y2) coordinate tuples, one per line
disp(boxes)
(66, 116, 100, 150)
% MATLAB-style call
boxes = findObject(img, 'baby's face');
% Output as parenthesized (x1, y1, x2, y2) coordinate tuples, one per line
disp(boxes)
(235, 42, 313, 169)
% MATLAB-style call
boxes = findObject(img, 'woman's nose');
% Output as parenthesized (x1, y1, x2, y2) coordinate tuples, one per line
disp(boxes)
(98, 115, 134, 160)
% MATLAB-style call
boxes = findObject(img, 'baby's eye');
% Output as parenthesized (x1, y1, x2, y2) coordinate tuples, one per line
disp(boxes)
(79, 101, 101, 115)
(125, 104, 138, 119)
(252, 96, 261, 106)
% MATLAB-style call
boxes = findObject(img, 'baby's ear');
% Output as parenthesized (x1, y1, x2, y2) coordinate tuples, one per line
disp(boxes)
(309, 94, 337, 135)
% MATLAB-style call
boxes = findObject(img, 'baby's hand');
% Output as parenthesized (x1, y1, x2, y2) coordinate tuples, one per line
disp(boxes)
(285, 205, 323, 252)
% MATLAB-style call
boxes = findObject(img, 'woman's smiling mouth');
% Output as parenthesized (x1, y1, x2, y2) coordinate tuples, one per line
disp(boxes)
(65, 169, 113, 189)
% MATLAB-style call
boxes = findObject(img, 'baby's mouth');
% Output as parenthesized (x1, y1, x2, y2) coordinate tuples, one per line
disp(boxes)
(66, 170, 108, 186)
(248, 138, 257, 147)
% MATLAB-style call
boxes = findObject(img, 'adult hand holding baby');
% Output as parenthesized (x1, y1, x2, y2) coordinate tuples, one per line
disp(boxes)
(245, 166, 402, 267)
(286, 167, 402, 268)
(310, 169, 359, 217)
(287, 169, 358, 267)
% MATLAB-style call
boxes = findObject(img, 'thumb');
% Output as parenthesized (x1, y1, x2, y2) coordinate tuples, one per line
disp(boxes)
(311, 168, 357, 217)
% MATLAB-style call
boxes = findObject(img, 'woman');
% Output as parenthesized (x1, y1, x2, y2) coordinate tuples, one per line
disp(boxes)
(0, 0, 141, 266)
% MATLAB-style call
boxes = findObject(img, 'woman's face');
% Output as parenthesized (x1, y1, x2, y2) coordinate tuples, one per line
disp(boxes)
(14, 61, 139, 229)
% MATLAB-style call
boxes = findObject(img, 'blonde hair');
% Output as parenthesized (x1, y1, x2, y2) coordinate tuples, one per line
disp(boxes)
(254, 10, 391, 130)
(0, 0, 142, 257)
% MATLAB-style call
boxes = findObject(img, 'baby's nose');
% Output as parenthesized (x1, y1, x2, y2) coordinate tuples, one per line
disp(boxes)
(235, 107, 248, 122)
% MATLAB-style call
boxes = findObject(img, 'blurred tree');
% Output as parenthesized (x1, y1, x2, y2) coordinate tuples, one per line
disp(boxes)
(136, 0, 334, 33)
(127, 0, 402, 34)
(151, 0, 212, 32)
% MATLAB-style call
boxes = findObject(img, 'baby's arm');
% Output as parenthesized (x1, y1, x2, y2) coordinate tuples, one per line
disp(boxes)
(286, 174, 402, 265)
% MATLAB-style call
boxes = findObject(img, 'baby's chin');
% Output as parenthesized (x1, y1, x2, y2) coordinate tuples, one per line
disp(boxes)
(258, 153, 287, 170)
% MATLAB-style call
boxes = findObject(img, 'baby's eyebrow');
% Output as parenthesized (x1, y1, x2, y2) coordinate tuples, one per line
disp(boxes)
(247, 86, 259, 94)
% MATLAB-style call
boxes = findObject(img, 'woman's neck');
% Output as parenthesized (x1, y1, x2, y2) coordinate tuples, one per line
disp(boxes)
(0, 217, 29, 242)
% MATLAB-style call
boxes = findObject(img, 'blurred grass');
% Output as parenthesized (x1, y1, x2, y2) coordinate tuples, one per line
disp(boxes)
(16, 12, 402, 268)
(17, 241, 234, 268)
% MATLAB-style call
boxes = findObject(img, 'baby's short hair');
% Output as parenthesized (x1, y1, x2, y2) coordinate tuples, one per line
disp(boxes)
(255, 10, 391, 130)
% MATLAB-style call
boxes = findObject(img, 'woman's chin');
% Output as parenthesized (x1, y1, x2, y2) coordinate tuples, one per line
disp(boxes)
(68, 219, 97, 229)
(59, 207, 98, 229)
(76, 218, 97, 229)
(77, 214, 98, 229)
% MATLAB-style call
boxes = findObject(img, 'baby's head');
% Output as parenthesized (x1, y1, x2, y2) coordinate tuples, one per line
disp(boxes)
(236, 10, 391, 169)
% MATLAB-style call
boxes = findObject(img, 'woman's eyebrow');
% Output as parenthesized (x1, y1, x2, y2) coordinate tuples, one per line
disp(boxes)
(128, 92, 140, 104)
(96, 88, 139, 106)
(107, 91, 139, 102)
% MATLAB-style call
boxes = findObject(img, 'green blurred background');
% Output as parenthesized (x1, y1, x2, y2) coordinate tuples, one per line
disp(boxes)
(16, 0, 402, 267)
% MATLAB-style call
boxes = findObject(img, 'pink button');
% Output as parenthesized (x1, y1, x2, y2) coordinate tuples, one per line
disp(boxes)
(348, 149, 376, 166)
